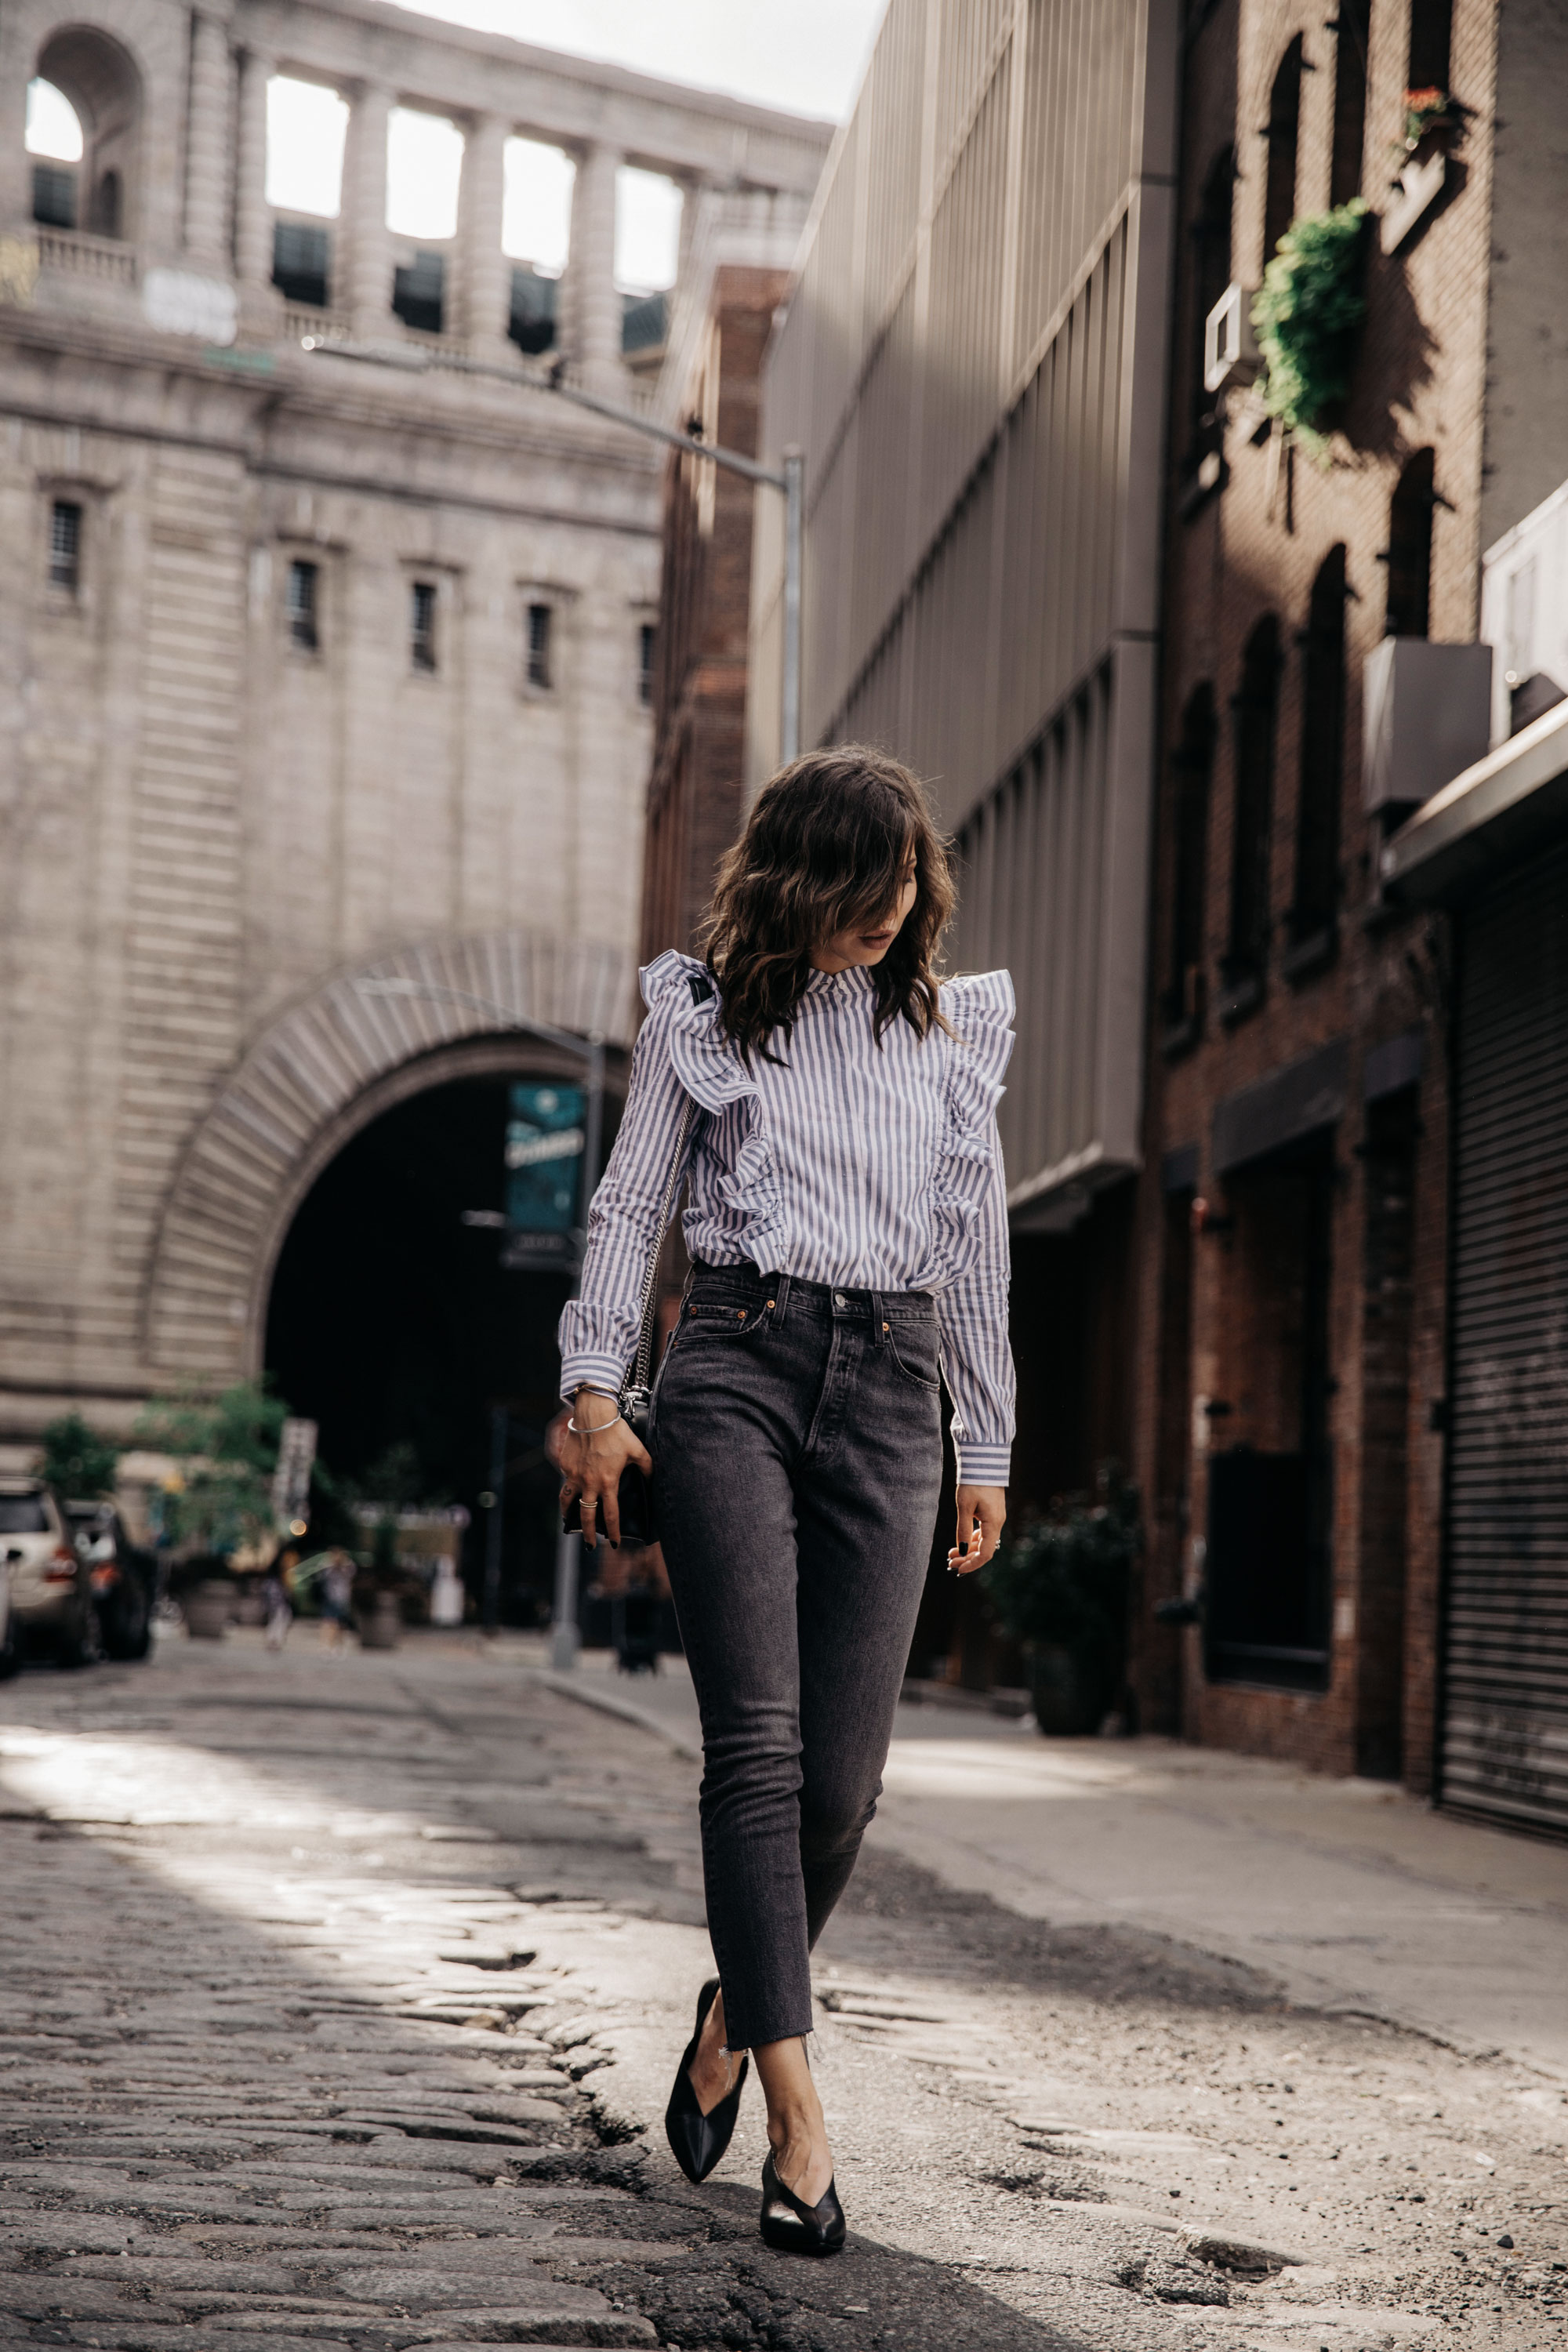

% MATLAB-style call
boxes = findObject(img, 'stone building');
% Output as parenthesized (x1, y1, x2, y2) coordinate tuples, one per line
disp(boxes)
(0, 0, 827, 1516)
(1131, 0, 1568, 1831)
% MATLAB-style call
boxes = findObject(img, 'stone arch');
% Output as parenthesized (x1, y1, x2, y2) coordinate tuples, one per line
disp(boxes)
(34, 24, 143, 240)
(144, 928, 639, 1384)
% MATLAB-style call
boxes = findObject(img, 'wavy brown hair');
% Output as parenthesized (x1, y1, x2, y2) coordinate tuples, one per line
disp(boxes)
(697, 746, 956, 1061)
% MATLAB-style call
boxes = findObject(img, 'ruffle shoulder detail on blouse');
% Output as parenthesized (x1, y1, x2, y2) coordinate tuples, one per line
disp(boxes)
(926, 970, 1016, 1286)
(637, 950, 786, 1269)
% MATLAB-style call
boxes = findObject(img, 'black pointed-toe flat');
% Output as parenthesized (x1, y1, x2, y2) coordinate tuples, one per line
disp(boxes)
(664, 1976, 749, 2184)
(759, 2149, 846, 2256)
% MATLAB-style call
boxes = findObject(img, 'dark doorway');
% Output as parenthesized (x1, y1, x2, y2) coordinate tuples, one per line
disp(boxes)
(264, 1073, 583, 1621)
(1205, 1134, 1335, 1690)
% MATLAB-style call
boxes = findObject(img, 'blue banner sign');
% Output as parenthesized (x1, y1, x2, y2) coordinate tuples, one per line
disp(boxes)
(506, 1083, 585, 1255)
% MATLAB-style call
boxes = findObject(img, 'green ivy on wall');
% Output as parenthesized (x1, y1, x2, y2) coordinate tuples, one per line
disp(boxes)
(1250, 197, 1370, 459)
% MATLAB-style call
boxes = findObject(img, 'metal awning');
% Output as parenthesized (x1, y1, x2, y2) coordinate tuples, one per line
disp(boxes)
(1381, 696, 1568, 906)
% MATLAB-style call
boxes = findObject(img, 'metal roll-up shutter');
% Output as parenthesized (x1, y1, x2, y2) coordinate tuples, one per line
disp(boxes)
(1441, 837, 1568, 1835)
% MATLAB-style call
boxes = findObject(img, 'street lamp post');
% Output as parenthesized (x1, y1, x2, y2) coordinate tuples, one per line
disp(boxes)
(305, 339, 804, 763)
(354, 976, 604, 1665)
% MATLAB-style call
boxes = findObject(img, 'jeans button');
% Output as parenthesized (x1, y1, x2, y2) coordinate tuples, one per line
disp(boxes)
(833, 1291, 846, 1308)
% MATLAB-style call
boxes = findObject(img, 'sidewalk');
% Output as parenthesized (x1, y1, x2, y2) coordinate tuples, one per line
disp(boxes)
(532, 1647, 1568, 2085)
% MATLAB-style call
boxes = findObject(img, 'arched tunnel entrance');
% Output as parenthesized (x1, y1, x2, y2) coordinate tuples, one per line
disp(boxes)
(263, 1069, 615, 1624)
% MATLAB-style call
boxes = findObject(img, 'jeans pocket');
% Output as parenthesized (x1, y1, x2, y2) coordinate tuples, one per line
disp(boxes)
(683, 1299, 773, 1340)
(884, 1326, 941, 1392)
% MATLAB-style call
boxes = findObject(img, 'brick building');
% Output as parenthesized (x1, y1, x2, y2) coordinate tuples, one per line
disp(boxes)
(1131, 0, 1568, 1828)
(641, 256, 793, 965)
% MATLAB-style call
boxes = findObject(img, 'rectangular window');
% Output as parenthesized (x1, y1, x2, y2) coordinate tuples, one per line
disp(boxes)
(392, 251, 445, 336)
(32, 162, 77, 230)
(638, 622, 655, 706)
(527, 601, 552, 689)
(286, 558, 319, 649)
(411, 580, 438, 672)
(49, 499, 82, 594)
(273, 220, 332, 309)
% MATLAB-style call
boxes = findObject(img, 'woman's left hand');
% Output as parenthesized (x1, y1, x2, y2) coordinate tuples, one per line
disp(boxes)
(949, 1484, 1006, 1574)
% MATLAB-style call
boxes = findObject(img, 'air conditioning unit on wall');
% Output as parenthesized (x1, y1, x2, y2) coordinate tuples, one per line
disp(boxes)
(1203, 283, 1261, 395)
(1479, 475, 1568, 745)
(1363, 638, 1494, 813)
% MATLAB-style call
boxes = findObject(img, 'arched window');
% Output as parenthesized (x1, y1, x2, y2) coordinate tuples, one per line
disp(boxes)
(1263, 37, 1303, 263)
(1330, 0, 1369, 207)
(1385, 450, 1435, 638)
(1406, 0, 1453, 93)
(1163, 685, 1216, 1038)
(1223, 617, 1281, 1006)
(1290, 546, 1348, 949)
(32, 28, 140, 243)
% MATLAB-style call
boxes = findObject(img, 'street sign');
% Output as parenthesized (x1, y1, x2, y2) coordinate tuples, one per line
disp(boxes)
(271, 1417, 318, 1531)
(505, 1082, 584, 1268)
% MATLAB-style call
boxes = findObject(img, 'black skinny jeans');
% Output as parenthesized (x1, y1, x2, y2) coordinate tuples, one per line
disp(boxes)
(651, 1260, 944, 2051)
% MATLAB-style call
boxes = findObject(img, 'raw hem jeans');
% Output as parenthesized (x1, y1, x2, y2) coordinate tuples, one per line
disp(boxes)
(651, 1260, 944, 2052)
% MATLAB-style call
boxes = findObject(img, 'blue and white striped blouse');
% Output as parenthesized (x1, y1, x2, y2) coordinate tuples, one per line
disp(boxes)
(558, 950, 1016, 1484)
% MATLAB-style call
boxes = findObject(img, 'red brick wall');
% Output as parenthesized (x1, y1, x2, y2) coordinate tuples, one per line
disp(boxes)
(641, 268, 788, 965)
(1130, 0, 1497, 1784)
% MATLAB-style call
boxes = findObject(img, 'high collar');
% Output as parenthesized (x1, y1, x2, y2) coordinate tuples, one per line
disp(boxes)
(802, 961, 877, 1000)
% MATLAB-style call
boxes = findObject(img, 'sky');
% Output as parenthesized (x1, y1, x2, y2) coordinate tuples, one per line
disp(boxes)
(390, 0, 884, 122)
(27, 2, 884, 292)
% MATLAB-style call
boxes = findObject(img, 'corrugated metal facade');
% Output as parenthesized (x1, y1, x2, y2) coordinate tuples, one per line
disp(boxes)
(1441, 840, 1568, 1837)
(750, 0, 1178, 1215)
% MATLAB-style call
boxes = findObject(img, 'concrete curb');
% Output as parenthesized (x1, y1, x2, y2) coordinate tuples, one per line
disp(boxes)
(523, 1666, 702, 1761)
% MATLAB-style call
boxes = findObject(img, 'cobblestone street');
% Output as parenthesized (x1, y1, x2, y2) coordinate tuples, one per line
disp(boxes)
(2, 1633, 1565, 2352)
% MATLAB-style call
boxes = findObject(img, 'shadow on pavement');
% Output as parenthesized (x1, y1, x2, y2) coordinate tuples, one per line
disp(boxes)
(0, 1648, 1102, 2352)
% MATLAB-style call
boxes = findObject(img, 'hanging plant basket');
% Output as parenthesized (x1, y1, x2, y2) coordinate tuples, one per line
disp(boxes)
(1396, 88, 1465, 157)
(1250, 198, 1370, 460)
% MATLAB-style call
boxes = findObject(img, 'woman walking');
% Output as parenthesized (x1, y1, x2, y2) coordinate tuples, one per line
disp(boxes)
(557, 747, 1014, 2256)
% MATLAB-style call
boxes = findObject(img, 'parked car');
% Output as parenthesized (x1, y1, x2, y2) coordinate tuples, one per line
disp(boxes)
(64, 1501, 156, 1661)
(0, 1476, 100, 1666)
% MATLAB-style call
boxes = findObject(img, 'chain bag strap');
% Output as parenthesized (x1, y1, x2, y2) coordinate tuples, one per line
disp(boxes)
(564, 1090, 697, 1545)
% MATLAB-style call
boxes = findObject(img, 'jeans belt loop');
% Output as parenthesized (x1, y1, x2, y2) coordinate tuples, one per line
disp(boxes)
(871, 1288, 886, 1346)
(772, 1272, 790, 1328)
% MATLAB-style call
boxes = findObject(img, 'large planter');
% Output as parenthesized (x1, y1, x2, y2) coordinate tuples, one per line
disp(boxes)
(185, 1578, 234, 1641)
(1028, 1643, 1103, 1737)
(359, 1590, 401, 1651)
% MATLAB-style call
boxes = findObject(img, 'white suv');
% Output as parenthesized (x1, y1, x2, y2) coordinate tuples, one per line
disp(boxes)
(0, 1477, 100, 1668)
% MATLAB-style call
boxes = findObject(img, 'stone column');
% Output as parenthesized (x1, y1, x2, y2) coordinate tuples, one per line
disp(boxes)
(344, 82, 393, 336)
(0, 45, 34, 235)
(234, 48, 274, 289)
(459, 113, 509, 355)
(184, 8, 235, 267)
(569, 141, 622, 387)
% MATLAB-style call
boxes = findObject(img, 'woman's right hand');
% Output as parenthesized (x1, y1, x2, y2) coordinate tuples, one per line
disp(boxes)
(557, 1389, 652, 1550)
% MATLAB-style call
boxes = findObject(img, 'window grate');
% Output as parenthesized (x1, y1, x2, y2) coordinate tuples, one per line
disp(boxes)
(49, 499, 82, 593)
(639, 621, 655, 706)
(412, 580, 437, 672)
(527, 601, 552, 689)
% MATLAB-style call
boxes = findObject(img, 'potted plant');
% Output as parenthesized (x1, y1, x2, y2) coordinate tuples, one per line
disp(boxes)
(1250, 198, 1370, 459)
(981, 1467, 1142, 1736)
(1396, 88, 1465, 157)
(135, 1381, 288, 1636)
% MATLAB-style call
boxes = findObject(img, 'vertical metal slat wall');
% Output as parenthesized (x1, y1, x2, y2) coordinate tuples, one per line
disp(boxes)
(1442, 838, 1568, 1834)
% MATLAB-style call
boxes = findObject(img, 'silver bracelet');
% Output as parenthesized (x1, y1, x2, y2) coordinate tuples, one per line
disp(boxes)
(568, 1403, 622, 1436)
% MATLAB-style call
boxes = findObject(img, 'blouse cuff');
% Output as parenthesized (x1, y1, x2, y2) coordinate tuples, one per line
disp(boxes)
(955, 1441, 1011, 1486)
(559, 1349, 626, 1406)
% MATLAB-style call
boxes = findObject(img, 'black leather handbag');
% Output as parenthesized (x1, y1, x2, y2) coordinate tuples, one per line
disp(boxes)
(562, 1095, 695, 1548)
